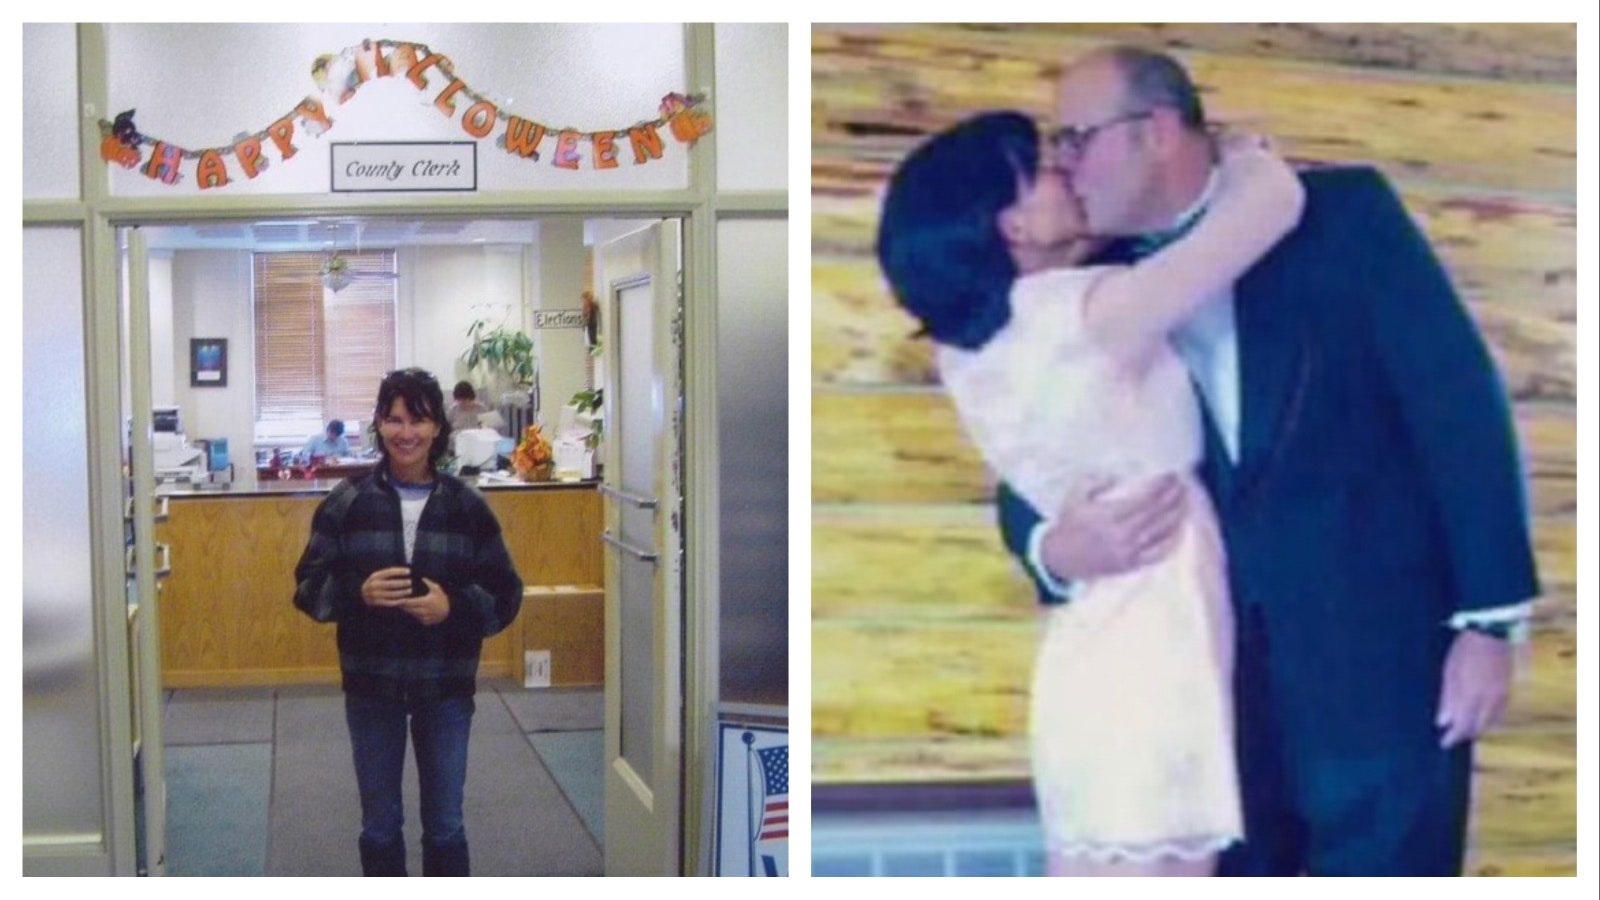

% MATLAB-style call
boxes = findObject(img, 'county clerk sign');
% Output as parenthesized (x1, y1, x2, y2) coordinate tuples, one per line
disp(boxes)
(98, 38, 713, 190)
(332, 143, 477, 192)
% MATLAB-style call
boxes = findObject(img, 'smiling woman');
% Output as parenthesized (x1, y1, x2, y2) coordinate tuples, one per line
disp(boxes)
(24, 21, 788, 877)
(373, 367, 449, 483)
(294, 364, 522, 876)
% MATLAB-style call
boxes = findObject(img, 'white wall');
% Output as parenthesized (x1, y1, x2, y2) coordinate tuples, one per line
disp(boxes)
(149, 251, 175, 405)
(163, 242, 533, 457)
(714, 24, 788, 193)
(21, 23, 79, 200)
(403, 243, 530, 405)
(170, 250, 257, 464)
(535, 219, 589, 426)
(104, 24, 690, 197)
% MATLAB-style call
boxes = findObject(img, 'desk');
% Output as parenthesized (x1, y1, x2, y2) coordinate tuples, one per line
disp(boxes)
(255, 460, 377, 482)
(155, 480, 601, 687)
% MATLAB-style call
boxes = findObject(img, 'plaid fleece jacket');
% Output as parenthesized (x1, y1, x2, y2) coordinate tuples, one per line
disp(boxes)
(293, 466, 523, 700)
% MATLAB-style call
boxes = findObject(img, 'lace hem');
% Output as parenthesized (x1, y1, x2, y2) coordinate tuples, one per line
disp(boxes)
(1047, 834, 1239, 864)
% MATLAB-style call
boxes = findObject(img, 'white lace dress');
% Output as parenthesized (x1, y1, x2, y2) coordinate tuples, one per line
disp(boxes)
(937, 266, 1241, 863)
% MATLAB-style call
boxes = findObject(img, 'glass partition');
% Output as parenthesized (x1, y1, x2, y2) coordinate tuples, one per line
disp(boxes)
(716, 217, 788, 706)
(23, 226, 106, 840)
(714, 24, 788, 193)
(22, 23, 82, 200)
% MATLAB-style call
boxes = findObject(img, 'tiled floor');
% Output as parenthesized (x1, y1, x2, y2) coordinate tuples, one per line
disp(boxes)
(161, 680, 604, 876)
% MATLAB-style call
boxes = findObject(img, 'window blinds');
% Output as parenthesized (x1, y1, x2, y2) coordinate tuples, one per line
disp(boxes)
(253, 250, 396, 425)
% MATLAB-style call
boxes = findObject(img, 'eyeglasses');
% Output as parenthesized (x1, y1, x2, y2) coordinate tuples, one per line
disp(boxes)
(1050, 110, 1155, 158)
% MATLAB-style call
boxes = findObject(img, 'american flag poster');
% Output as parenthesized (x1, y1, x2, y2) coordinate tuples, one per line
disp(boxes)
(715, 723, 788, 876)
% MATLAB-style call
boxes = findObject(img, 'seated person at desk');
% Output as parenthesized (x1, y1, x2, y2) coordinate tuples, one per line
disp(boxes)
(447, 381, 491, 431)
(298, 419, 351, 464)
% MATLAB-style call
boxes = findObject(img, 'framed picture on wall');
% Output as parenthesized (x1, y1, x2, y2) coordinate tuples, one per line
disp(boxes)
(190, 338, 228, 387)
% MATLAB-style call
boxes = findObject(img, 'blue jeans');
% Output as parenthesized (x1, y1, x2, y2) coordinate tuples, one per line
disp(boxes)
(344, 693, 474, 874)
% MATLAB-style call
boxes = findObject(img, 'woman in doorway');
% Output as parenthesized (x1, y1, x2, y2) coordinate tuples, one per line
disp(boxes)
(293, 367, 523, 876)
(876, 113, 1301, 875)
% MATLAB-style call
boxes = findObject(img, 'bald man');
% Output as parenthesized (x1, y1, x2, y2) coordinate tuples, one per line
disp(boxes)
(997, 46, 1539, 876)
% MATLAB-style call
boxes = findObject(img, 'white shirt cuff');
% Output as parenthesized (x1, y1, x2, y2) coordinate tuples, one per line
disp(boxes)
(1026, 521, 1077, 602)
(1447, 601, 1534, 643)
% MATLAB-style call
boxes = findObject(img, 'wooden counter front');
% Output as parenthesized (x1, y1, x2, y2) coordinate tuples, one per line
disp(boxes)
(156, 483, 601, 687)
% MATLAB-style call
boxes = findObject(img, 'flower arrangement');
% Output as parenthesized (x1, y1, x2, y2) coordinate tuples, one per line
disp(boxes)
(511, 423, 553, 480)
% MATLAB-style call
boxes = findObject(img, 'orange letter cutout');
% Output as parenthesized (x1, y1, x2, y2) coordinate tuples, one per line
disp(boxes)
(628, 124, 664, 164)
(195, 150, 229, 189)
(389, 43, 422, 81)
(234, 136, 265, 179)
(353, 39, 391, 84)
(592, 131, 618, 169)
(434, 78, 467, 117)
(267, 117, 298, 160)
(462, 101, 497, 138)
(296, 96, 334, 134)
(143, 142, 184, 184)
(407, 53, 446, 90)
(503, 117, 547, 159)
(553, 130, 582, 170)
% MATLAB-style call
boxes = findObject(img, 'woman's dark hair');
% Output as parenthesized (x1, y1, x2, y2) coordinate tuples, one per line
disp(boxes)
(371, 368, 452, 467)
(876, 111, 1039, 351)
(452, 380, 476, 402)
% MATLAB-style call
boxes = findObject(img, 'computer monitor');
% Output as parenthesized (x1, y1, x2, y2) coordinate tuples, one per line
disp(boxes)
(153, 406, 181, 433)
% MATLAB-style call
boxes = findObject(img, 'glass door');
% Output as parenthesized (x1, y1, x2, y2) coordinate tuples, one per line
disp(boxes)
(597, 220, 686, 875)
(120, 226, 171, 874)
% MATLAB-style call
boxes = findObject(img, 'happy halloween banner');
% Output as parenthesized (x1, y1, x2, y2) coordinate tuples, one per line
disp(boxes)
(98, 38, 714, 188)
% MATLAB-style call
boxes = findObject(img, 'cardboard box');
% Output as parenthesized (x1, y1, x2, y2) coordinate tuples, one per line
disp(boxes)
(517, 584, 604, 687)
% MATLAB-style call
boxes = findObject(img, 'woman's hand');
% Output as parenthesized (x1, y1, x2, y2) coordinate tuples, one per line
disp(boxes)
(362, 566, 414, 608)
(401, 578, 451, 627)
(1216, 128, 1276, 158)
(1215, 132, 1304, 234)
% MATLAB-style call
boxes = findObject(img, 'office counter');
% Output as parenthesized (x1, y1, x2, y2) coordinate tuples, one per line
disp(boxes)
(153, 478, 601, 687)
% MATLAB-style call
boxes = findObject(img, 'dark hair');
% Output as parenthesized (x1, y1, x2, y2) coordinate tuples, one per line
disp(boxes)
(1104, 46, 1207, 131)
(452, 380, 476, 402)
(876, 112, 1039, 351)
(325, 419, 345, 438)
(371, 368, 451, 467)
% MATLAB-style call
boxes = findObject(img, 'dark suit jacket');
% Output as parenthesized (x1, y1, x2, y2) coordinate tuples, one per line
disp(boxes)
(996, 166, 1541, 753)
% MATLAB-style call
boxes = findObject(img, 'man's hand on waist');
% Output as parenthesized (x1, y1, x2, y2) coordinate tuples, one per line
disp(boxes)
(1037, 474, 1188, 584)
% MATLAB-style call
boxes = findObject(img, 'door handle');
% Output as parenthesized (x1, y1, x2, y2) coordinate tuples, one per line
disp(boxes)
(124, 495, 169, 522)
(124, 542, 171, 579)
(600, 483, 657, 510)
(602, 530, 658, 563)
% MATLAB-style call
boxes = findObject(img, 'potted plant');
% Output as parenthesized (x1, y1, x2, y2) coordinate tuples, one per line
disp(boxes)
(570, 387, 603, 450)
(462, 319, 537, 403)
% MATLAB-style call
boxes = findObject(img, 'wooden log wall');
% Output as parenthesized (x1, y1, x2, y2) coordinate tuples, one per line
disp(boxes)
(810, 23, 1577, 876)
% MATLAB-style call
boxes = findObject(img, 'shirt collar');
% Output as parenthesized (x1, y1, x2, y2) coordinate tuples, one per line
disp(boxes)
(1171, 165, 1220, 232)
(1132, 166, 1220, 257)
